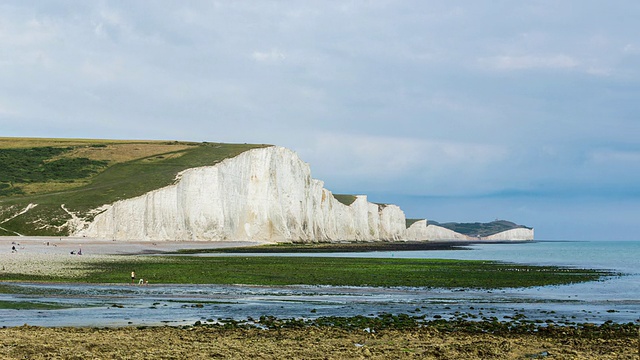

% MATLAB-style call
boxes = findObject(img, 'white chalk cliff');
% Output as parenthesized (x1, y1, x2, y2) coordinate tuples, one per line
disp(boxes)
(483, 228, 534, 241)
(405, 221, 469, 241)
(76, 146, 406, 242)
(75, 146, 534, 242)
(405, 221, 534, 241)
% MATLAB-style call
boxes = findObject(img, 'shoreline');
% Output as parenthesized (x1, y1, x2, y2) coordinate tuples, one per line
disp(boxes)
(1, 236, 533, 256)
(160, 239, 535, 254)
(0, 237, 266, 279)
(0, 237, 528, 277)
(1, 236, 267, 256)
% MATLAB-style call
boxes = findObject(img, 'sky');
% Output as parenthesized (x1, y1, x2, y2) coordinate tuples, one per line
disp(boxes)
(1, 1, 639, 240)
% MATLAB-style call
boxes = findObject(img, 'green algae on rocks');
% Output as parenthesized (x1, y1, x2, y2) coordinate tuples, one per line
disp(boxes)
(0, 256, 611, 289)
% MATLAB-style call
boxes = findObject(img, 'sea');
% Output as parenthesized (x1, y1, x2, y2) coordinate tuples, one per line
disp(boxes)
(1, 240, 639, 327)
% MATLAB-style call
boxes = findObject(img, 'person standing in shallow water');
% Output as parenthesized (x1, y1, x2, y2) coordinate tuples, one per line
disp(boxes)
(131, 271, 135, 284)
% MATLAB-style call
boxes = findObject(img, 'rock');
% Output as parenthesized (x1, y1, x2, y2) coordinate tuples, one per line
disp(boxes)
(483, 228, 534, 241)
(406, 221, 469, 241)
(76, 147, 406, 242)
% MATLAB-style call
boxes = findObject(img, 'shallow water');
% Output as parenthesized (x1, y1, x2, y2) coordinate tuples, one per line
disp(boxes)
(1, 241, 639, 327)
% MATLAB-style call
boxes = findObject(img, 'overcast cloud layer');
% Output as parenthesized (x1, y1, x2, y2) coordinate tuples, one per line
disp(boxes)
(1, 1, 639, 240)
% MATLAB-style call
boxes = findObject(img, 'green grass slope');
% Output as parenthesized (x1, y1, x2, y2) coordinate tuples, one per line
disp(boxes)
(0, 138, 270, 236)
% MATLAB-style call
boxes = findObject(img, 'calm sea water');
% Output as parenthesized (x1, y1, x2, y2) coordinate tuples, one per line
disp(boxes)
(361, 240, 640, 275)
(1, 241, 639, 327)
(233, 240, 639, 274)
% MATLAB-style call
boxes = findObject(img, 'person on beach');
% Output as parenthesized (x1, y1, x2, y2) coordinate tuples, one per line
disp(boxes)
(131, 271, 136, 284)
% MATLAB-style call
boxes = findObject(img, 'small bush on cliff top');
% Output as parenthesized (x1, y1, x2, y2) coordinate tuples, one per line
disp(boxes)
(333, 194, 357, 206)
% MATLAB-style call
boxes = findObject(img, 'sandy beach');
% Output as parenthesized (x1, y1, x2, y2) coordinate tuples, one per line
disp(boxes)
(0, 236, 263, 277)
(1, 236, 265, 256)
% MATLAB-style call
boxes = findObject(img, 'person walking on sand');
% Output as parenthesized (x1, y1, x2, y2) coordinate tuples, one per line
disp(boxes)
(131, 271, 136, 284)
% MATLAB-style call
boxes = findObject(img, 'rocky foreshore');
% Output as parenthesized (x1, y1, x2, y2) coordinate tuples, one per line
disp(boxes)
(0, 322, 637, 359)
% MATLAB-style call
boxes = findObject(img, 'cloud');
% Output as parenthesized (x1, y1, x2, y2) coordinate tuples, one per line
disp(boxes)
(92, 7, 131, 40)
(251, 48, 286, 62)
(300, 133, 509, 195)
(0, 101, 15, 116)
(1, 1, 639, 239)
(0, 17, 58, 47)
(478, 54, 579, 71)
(589, 148, 640, 164)
(623, 43, 640, 54)
(80, 59, 126, 83)
(585, 66, 612, 76)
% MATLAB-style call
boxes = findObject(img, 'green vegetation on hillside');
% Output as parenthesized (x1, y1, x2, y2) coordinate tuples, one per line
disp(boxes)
(0, 256, 609, 289)
(430, 220, 531, 237)
(0, 138, 270, 236)
(0, 147, 108, 196)
(406, 218, 423, 228)
(332, 194, 357, 206)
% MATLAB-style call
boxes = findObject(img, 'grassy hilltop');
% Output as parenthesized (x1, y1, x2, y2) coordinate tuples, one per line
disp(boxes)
(0, 137, 269, 236)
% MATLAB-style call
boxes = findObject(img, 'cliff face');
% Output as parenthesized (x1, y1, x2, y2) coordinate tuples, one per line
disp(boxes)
(405, 221, 534, 241)
(405, 222, 470, 241)
(74, 146, 533, 242)
(76, 146, 406, 242)
(483, 228, 534, 241)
